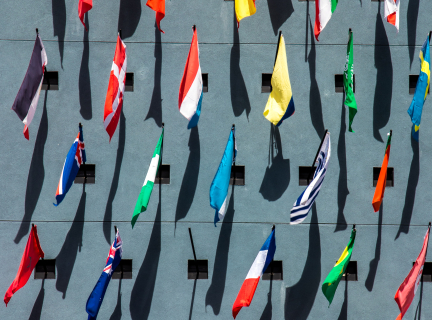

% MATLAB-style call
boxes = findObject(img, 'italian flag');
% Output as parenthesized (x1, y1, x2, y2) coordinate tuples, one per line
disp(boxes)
(314, 0, 338, 41)
(372, 132, 391, 212)
(131, 128, 164, 228)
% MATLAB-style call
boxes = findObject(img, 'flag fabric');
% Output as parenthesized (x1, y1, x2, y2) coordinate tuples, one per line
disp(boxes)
(344, 29, 357, 133)
(372, 132, 391, 212)
(4, 225, 44, 306)
(394, 225, 430, 320)
(104, 34, 127, 141)
(147, 0, 165, 33)
(384, 0, 400, 32)
(132, 128, 164, 228)
(12, 33, 47, 140)
(314, 0, 338, 40)
(322, 228, 356, 305)
(290, 132, 331, 224)
(54, 125, 86, 206)
(407, 35, 430, 141)
(232, 227, 276, 319)
(86, 228, 122, 320)
(210, 127, 237, 226)
(178, 26, 203, 129)
(263, 34, 295, 126)
(235, 0, 256, 26)
(78, 0, 93, 31)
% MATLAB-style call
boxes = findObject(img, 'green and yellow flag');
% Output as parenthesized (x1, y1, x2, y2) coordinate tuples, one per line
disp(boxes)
(343, 29, 357, 132)
(322, 228, 356, 305)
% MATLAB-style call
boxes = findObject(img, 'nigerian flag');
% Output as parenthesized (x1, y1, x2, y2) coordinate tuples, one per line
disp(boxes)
(344, 29, 357, 133)
(322, 228, 356, 305)
(131, 128, 164, 228)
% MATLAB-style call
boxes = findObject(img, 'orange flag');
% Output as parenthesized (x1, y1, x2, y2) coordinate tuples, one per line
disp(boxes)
(372, 131, 392, 212)
(147, 0, 165, 33)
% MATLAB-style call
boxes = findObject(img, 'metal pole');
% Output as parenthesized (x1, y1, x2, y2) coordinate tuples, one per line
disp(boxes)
(307, 129, 328, 183)
(188, 228, 200, 279)
(232, 124, 236, 186)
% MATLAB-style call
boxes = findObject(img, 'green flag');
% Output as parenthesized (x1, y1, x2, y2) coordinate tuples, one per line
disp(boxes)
(322, 228, 356, 305)
(131, 128, 164, 228)
(344, 30, 357, 132)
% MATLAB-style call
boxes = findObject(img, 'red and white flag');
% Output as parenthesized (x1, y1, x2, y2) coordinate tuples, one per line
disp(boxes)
(104, 34, 127, 141)
(384, 0, 400, 32)
(78, 0, 93, 31)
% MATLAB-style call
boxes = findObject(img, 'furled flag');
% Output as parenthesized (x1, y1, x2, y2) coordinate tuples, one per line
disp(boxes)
(178, 26, 203, 129)
(132, 128, 164, 228)
(78, 0, 93, 31)
(54, 125, 86, 206)
(394, 224, 430, 320)
(372, 131, 391, 212)
(210, 126, 237, 226)
(4, 224, 44, 306)
(104, 34, 127, 141)
(86, 228, 122, 320)
(235, 0, 256, 27)
(322, 227, 356, 305)
(314, 0, 338, 40)
(407, 35, 430, 141)
(147, 0, 165, 33)
(384, 0, 400, 32)
(12, 32, 47, 140)
(290, 132, 331, 224)
(344, 29, 357, 133)
(263, 32, 295, 126)
(232, 226, 276, 319)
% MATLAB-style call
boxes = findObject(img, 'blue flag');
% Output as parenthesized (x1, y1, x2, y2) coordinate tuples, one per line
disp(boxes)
(86, 229, 122, 320)
(210, 126, 237, 226)
(407, 35, 430, 141)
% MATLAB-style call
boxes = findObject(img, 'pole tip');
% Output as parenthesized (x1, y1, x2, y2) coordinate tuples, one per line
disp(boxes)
(119, 29, 122, 39)
(32, 223, 35, 228)
(278, 30, 282, 36)
(79, 122, 82, 128)
(36, 28, 39, 35)
(349, 28, 352, 33)
(390, 129, 392, 135)
(429, 32, 431, 41)
(162, 122, 165, 128)
(429, 222, 431, 227)
(114, 225, 117, 233)
(232, 124, 235, 128)
(192, 25, 196, 31)
(353, 224, 356, 230)
(272, 224, 275, 231)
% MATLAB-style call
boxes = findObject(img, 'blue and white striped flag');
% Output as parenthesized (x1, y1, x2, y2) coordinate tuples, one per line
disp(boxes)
(290, 132, 331, 224)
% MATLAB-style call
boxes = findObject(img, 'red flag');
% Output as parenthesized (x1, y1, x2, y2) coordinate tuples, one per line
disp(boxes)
(372, 132, 391, 212)
(78, 0, 93, 31)
(146, 0, 165, 33)
(4, 225, 44, 306)
(394, 225, 430, 319)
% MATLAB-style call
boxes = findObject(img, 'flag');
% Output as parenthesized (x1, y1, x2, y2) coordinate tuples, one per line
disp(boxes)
(322, 228, 356, 305)
(407, 35, 430, 141)
(384, 0, 400, 32)
(104, 34, 127, 141)
(263, 33, 295, 126)
(132, 128, 164, 228)
(86, 228, 122, 320)
(372, 132, 391, 212)
(4, 224, 44, 306)
(314, 0, 338, 40)
(12, 33, 47, 140)
(232, 227, 276, 319)
(210, 126, 237, 226)
(54, 125, 86, 206)
(178, 26, 203, 129)
(78, 0, 93, 31)
(394, 225, 430, 320)
(147, 0, 165, 33)
(290, 132, 331, 224)
(344, 29, 357, 133)
(235, 0, 256, 26)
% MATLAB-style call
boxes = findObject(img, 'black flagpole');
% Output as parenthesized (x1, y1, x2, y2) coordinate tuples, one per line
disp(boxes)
(308, 129, 328, 183)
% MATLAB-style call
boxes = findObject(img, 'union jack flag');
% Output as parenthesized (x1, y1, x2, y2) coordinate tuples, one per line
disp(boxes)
(103, 230, 122, 275)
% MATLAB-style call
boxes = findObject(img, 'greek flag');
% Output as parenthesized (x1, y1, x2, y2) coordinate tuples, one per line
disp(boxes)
(290, 132, 331, 224)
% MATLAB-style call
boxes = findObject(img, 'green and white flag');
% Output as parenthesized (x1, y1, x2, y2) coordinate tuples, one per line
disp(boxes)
(344, 30, 357, 133)
(131, 128, 164, 228)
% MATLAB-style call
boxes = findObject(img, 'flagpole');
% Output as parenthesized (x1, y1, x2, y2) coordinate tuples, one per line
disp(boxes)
(188, 228, 200, 279)
(192, 25, 196, 31)
(273, 31, 282, 67)
(114, 225, 117, 234)
(33, 223, 47, 278)
(232, 124, 236, 186)
(308, 129, 328, 183)
(119, 29, 122, 40)
(36, 28, 38, 35)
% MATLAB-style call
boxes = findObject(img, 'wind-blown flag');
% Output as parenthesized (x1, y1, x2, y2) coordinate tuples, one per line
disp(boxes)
(132, 128, 164, 228)
(314, 0, 338, 40)
(104, 34, 127, 141)
(372, 132, 391, 212)
(147, 0, 165, 33)
(344, 29, 357, 133)
(12, 33, 47, 140)
(322, 227, 356, 305)
(263, 33, 295, 126)
(235, 0, 256, 26)
(384, 0, 400, 32)
(210, 126, 237, 226)
(78, 0, 93, 31)
(86, 228, 122, 320)
(407, 35, 430, 141)
(394, 225, 430, 320)
(290, 132, 331, 224)
(232, 227, 276, 319)
(179, 26, 203, 129)
(54, 125, 86, 206)
(4, 224, 44, 306)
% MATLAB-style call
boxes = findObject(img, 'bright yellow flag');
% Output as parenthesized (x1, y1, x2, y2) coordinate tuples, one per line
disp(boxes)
(235, 0, 256, 25)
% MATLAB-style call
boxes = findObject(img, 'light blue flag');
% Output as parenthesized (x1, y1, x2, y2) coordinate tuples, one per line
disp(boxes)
(407, 35, 430, 141)
(210, 126, 237, 226)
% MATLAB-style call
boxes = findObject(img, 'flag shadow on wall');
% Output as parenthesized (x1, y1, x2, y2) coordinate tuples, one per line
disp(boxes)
(51, 0, 66, 68)
(79, 15, 92, 120)
(267, 0, 294, 35)
(118, 0, 142, 39)
(109, 279, 122, 320)
(28, 279, 45, 320)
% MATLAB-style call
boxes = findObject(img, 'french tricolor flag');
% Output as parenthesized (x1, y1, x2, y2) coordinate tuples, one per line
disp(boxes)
(178, 25, 203, 129)
(232, 227, 276, 319)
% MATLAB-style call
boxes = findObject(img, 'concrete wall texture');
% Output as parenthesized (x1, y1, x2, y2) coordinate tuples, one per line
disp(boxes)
(1, 0, 432, 319)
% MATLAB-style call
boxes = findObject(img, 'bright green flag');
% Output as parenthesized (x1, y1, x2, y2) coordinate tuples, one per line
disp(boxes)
(344, 29, 357, 132)
(322, 228, 356, 305)
(131, 128, 164, 228)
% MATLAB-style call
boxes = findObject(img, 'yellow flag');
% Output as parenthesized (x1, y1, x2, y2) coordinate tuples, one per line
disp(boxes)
(235, 0, 256, 25)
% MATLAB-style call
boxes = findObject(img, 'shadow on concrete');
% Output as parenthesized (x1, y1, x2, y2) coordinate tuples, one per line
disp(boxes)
(337, 279, 348, 320)
(407, 0, 420, 68)
(79, 15, 92, 120)
(365, 205, 382, 291)
(51, 0, 66, 68)
(109, 279, 122, 320)
(118, 0, 142, 39)
(267, 0, 294, 35)
(188, 279, 197, 320)
(259, 279, 273, 320)
(28, 280, 45, 320)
